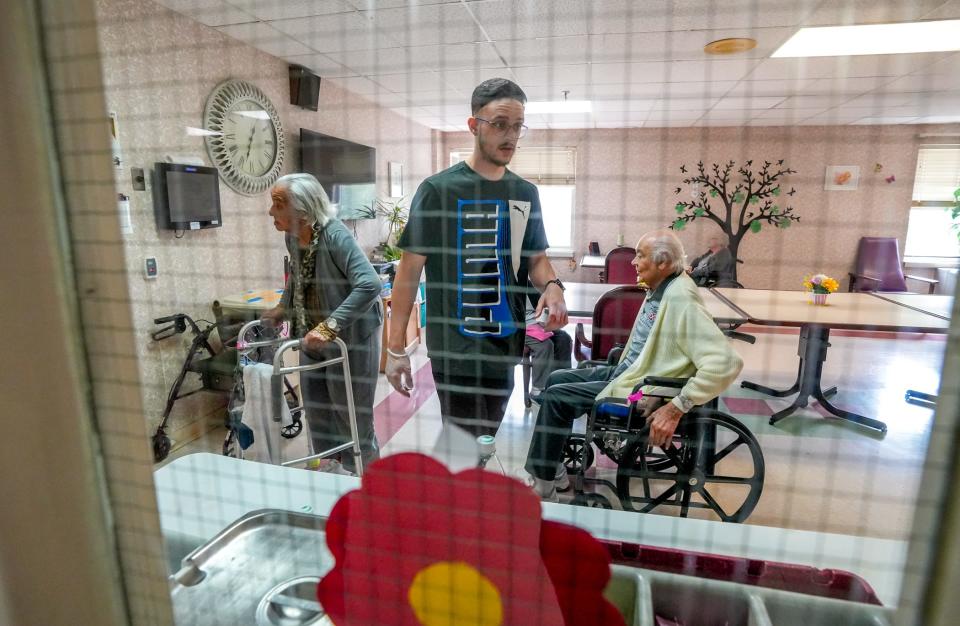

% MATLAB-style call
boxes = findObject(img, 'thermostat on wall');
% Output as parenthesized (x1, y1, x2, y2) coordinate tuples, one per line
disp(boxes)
(144, 257, 158, 279)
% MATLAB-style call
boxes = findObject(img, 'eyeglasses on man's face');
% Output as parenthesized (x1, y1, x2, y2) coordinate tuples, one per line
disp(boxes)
(474, 117, 528, 138)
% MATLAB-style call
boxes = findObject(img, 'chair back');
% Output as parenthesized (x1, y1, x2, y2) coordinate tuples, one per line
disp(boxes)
(854, 237, 907, 292)
(604, 247, 637, 284)
(590, 286, 646, 361)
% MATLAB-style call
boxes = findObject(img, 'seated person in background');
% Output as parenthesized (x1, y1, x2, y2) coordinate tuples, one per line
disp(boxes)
(687, 231, 735, 286)
(524, 319, 573, 396)
(523, 230, 743, 501)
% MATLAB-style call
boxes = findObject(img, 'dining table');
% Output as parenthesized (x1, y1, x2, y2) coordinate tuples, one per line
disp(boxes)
(709, 288, 952, 434)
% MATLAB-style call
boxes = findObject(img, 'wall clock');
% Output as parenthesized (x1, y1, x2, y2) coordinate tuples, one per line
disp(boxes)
(203, 79, 285, 196)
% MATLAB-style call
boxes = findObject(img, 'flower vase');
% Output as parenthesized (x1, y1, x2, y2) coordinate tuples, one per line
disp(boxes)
(811, 293, 828, 306)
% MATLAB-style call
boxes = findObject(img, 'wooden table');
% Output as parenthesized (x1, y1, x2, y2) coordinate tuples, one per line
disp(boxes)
(565, 282, 746, 325)
(711, 288, 951, 433)
(868, 293, 954, 406)
(868, 293, 954, 320)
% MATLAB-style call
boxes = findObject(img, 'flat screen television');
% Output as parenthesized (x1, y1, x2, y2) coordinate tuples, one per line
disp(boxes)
(300, 129, 376, 220)
(153, 162, 222, 230)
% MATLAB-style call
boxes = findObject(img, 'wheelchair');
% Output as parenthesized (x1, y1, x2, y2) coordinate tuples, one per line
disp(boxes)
(563, 375, 765, 523)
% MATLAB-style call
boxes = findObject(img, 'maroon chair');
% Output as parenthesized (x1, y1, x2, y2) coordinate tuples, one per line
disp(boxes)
(600, 247, 637, 284)
(848, 237, 938, 294)
(574, 286, 646, 363)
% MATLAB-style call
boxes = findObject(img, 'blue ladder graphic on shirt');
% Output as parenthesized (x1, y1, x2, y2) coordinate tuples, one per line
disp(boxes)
(457, 199, 515, 338)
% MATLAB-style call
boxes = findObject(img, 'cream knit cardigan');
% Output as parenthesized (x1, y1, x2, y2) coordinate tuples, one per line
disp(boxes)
(597, 273, 744, 408)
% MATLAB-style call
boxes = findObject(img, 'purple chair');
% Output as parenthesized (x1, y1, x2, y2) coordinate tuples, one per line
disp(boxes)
(848, 237, 938, 294)
(600, 247, 637, 284)
(574, 286, 646, 363)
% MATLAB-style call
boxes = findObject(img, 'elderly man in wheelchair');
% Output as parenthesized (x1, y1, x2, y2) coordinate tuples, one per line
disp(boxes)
(523, 230, 764, 522)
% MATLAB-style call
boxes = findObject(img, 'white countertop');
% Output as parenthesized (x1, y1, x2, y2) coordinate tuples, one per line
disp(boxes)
(155, 453, 907, 606)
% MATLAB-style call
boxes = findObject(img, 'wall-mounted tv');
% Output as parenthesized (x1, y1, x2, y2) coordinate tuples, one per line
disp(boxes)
(300, 129, 376, 220)
(152, 162, 222, 230)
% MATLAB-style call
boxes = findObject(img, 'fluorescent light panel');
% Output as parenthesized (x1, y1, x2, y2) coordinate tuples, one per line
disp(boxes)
(773, 19, 960, 57)
(525, 100, 592, 114)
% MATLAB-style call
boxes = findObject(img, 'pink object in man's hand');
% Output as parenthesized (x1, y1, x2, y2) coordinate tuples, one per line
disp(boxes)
(627, 390, 644, 403)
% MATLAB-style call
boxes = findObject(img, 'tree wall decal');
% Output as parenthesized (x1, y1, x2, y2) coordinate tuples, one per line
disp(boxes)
(671, 159, 800, 282)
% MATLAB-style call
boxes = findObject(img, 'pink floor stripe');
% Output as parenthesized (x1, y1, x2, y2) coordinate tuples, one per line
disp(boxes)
(373, 362, 436, 445)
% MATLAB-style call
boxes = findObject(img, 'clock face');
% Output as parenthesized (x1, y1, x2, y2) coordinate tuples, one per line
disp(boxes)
(203, 80, 285, 196)
(222, 100, 278, 178)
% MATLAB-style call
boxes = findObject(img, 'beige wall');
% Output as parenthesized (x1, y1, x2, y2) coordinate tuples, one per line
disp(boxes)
(443, 124, 960, 289)
(96, 0, 435, 440)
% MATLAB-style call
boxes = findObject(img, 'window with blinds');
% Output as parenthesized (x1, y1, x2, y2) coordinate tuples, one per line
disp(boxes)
(912, 146, 960, 204)
(450, 147, 578, 253)
(905, 146, 960, 259)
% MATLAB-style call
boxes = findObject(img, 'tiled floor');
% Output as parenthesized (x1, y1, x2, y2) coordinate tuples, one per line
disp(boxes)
(162, 322, 945, 542)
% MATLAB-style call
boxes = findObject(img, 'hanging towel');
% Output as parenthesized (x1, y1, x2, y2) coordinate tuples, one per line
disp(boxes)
(242, 363, 293, 463)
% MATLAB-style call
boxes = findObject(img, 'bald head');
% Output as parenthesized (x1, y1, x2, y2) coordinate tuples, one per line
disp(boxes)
(637, 230, 686, 274)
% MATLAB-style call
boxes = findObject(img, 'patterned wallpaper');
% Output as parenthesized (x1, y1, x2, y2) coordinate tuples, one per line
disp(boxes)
(443, 123, 960, 289)
(95, 0, 435, 439)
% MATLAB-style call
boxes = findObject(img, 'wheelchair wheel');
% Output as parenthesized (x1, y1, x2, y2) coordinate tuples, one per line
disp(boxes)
(572, 492, 613, 509)
(281, 411, 303, 439)
(615, 409, 764, 523)
(561, 436, 595, 473)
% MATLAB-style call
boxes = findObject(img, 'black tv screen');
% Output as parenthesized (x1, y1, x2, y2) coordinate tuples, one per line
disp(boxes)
(300, 129, 376, 220)
(153, 162, 222, 230)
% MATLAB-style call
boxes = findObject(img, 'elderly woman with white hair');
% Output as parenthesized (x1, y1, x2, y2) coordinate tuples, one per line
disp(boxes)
(523, 230, 743, 501)
(261, 173, 383, 475)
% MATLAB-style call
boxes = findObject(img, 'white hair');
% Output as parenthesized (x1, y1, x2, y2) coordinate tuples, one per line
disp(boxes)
(640, 230, 686, 273)
(708, 230, 729, 246)
(274, 173, 337, 227)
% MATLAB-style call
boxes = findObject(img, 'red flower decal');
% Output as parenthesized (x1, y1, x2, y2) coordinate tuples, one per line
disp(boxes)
(317, 453, 626, 626)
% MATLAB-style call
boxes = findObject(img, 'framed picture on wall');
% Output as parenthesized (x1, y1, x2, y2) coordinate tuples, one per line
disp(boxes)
(388, 161, 403, 198)
(824, 165, 860, 191)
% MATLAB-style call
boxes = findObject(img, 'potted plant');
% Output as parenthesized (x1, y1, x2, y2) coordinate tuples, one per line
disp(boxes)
(377, 197, 408, 262)
(803, 273, 839, 305)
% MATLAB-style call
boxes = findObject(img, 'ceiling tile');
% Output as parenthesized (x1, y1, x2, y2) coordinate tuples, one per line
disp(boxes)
(284, 53, 357, 78)
(435, 67, 519, 92)
(216, 22, 316, 56)
(647, 119, 700, 128)
(774, 94, 851, 108)
(910, 114, 960, 123)
(495, 36, 593, 66)
(470, 0, 603, 40)
(346, 0, 468, 8)
(697, 110, 757, 121)
(388, 90, 469, 107)
(747, 53, 950, 82)
(326, 76, 394, 96)
(802, 0, 947, 26)
(155, 0, 255, 26)
(850, 116, 920, 124)
(270, 11, 396, 52)
(645, 110, 707, 121)
(841, 92, 921, 108)
(591, 99, 658, 112)
(595, 120, 645, 128)
(649, 97, 719, 111)
(227, 0, 354, 21)
(725, 78, 821, 97)
(880, 73, 960, 92)
(921, 0, 960, 20)
(713, 96, 786, 109)
(660, 81, 739, 98)
(364, 3, 485, 47)
(510, 64, 593, 87)
(805, 76, 896, 94)
(750, 108, 825, 121)
(370, 70, 451, 92)
(326, 42, 504, 75)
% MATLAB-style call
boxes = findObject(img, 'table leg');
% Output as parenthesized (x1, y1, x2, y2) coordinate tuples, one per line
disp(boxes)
(742, 325, 887, 434)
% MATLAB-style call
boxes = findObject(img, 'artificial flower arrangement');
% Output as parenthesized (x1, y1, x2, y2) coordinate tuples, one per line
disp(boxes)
(803, 273, 839, 305)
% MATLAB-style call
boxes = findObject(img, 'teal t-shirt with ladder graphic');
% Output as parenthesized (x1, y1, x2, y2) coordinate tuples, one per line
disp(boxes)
(399, 161, 549, 376)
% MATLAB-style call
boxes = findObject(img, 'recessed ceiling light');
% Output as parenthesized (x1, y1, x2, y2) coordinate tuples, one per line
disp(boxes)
(773, 19, 960, 57)
(525, 100, 592, 114)
(704, 38, 757, 55)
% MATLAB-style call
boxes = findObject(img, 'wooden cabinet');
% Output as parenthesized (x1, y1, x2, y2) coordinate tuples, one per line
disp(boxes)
(379, 296, 421, 373)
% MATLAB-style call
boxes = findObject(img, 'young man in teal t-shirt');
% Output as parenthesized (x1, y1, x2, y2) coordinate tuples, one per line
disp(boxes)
(386, 78, 569, 437)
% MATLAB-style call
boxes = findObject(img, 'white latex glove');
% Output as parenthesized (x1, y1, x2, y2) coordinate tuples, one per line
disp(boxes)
(385, 352, 414, 397)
